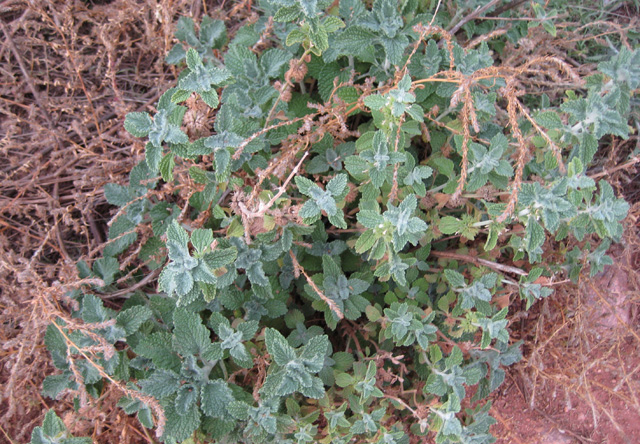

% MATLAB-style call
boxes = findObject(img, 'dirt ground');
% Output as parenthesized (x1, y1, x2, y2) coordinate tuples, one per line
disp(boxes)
(491, 246, 640, 444)
(1, 1, 639, 443)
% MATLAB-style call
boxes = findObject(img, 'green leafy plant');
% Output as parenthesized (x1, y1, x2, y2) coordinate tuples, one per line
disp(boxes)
(166, 16, 227, 65)
(42, 1, 637, 443)
(29, 410, 92, 444)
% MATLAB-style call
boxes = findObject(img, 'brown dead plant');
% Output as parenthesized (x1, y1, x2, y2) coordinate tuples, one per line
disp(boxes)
(0, 0, 210, 441)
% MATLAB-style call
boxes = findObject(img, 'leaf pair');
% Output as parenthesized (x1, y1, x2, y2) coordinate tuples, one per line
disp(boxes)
(261, 328, 329, 399)
(159, 221, 237, 302)
(296, 174, 349, 228)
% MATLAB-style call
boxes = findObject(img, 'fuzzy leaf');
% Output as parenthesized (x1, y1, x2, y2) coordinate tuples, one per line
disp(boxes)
(172, 308, 211, 356)
(364, 94, 386, 110)
(162, 401, 201, 443)
(191, 228, 214, 255)
(139, 369, 181, 398)
(201, 380, 234, 418)
(203, 247, 237, 270)
(116, 305, 152, 335)
(326, 173, 348, 196)
(265, 328, 296, 365)
(124, 112, 153, 137)
(444, 269, 466, 288)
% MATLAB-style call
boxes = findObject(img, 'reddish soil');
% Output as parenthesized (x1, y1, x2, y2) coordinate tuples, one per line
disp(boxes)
(492, 341, 640, 444)
(491, 246, 640, 444)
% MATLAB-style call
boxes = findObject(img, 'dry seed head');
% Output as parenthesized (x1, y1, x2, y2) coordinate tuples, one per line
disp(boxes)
(344, 182, 358, 204)
(477, 185, 498, 202)
(431, 222, 442, 237)
(274, 80, 292, 102)
(286, 58, 308, 84)
(440, 143, 453, 158)
(446, 194, 466, 208)
(184, 109, 210, 138)
(184, 94, 211, 138)
(420, 122, 431, 143)
(519, 38, 536, 53)
(420, 194, 437, 210)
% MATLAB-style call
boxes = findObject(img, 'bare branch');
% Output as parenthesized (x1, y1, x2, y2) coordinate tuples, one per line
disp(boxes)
(289, 250, 344, 320)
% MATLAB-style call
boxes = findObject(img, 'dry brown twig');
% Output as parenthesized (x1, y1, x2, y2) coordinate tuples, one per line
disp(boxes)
(50, 320, 167, 437)
(407, 25, 580, 214)
(388, 114, 407, 203)
(0, 1, 199, 441)
(288, 250, 344, 320)
(235, 150, 309, 243)
(448, 0, 502, 35)
(430, 250, 528, 276)
(497, 79, 530, 224)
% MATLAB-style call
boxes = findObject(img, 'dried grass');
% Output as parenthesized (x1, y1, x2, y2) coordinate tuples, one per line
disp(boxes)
(0, 1, 237, 441)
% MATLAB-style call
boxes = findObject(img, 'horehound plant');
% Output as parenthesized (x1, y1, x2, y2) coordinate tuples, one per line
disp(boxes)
(37, 1, 637, 443)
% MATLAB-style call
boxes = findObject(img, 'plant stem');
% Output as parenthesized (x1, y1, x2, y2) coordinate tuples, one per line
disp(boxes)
(430, 250, 528, 276)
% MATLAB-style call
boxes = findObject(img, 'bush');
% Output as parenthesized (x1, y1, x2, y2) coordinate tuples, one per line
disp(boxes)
(42, 1, 636, 443)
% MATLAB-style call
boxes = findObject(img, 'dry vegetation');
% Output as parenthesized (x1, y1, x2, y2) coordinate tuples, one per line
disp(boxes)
(0, 0, 638, 443)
